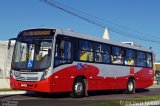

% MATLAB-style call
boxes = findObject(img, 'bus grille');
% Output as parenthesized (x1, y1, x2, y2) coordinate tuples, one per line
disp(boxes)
(16, 77, 38, 81)
(14, 72, 41, 81)
(26, 77, 38, 81)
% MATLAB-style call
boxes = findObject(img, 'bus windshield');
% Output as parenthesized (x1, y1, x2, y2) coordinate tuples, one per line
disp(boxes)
(12, 37, 53, 71)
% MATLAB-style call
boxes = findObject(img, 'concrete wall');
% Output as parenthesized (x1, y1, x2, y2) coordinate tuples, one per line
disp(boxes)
(0, 44, 6, 78)
(0, 79, 10, 89)
(0, 41, 14, 89)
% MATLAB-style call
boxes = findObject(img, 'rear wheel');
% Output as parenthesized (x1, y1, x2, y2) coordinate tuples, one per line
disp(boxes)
(72, 78, 85, 98)
(127, 78, 135, 94)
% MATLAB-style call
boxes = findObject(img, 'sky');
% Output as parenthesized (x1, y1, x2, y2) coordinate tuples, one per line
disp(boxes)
(0, 0, 160, 60)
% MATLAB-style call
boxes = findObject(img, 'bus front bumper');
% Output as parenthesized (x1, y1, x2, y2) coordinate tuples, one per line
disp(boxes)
(10, 77, 51, 93)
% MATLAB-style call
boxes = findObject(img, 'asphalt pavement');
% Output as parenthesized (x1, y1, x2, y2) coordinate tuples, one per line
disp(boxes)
(0, 87, 160, 106)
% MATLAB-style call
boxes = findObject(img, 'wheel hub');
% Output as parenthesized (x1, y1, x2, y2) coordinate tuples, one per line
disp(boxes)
(75, 82, 83, 93)
(128, 81, 133, 91)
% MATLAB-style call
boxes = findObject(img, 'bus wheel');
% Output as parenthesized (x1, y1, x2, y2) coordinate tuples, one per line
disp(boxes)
(72, 78, 85, 98)
(127, 78, 135, 94)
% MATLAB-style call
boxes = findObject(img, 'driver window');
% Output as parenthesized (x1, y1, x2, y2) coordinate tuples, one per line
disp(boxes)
(54, 36, 72, 66)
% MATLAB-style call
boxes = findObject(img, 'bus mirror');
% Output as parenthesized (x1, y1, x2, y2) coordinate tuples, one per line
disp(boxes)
(8, 40, 11, 49)
(8, 38, 16, 49)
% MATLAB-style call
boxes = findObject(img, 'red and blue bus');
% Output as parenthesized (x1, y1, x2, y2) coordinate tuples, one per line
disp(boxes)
(9, 28, 154, 97)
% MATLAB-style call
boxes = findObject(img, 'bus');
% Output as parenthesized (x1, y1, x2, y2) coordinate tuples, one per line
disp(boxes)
(9, 28, 154, 97)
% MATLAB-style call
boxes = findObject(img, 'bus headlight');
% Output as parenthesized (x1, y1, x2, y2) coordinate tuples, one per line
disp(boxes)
(41, 71, 48, 80)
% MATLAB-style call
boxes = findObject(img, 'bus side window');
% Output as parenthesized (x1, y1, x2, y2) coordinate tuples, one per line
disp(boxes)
(102, 44, 110, 63)
(125, 49, 135, 66)
(112, 46, 124, 64)
(79, 41, 87, 61)
(79, 40, 93, 62)
(95, 43, 102, 62)
(136, 51, 146, 67)
(146, 53, 152, 68)
(54, 37, 72, 66)
(94, 43, 110, 63)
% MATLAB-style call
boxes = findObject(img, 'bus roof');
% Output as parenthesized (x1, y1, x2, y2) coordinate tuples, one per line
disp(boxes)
(56, 28, 152, 53)
(19, 28, 153, 53)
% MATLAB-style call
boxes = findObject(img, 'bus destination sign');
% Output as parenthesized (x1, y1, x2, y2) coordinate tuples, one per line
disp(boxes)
(22, 29, 54, 36)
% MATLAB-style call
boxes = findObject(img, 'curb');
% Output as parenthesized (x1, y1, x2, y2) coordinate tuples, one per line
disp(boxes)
(0, 91, 27, 95)
(148, 84, 160, 88)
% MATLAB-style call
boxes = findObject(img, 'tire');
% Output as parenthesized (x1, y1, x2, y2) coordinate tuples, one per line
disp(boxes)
(127, 78, 135, 94)
(72, 78, 85, 98)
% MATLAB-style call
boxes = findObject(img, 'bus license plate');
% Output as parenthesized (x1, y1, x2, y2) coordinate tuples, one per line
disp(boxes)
(21, 84, 27, 87)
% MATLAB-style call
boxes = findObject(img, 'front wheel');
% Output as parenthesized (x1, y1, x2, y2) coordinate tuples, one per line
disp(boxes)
(72, 78, 85, 98)
(127, 78, 135, 94)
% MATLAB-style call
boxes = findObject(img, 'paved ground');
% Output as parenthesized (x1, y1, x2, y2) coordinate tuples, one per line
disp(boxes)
(0, 88, 160, 106)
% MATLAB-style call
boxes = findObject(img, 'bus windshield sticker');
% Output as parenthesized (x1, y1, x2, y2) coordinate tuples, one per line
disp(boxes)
(27, 60, 33, 68)
(27, 45, 34, 68)
(77, 63, 82, 70)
